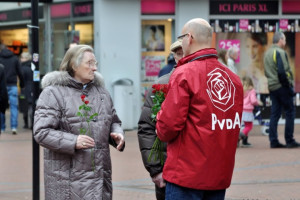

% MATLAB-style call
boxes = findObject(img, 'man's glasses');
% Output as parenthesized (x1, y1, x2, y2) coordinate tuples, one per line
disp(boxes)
(87, 60, 98, 68)
(177, 33, 193, 41)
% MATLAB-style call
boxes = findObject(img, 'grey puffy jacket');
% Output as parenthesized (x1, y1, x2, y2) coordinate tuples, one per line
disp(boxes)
(34, 71, 124, 200)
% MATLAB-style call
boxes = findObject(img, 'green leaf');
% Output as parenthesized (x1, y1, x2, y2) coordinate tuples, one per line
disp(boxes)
(79, 105, 84, 110)
(89, 113, 98, 120)
(76, 112, 82, 117)
(84, 106, 91, 111)
(79, 128, 87, 134)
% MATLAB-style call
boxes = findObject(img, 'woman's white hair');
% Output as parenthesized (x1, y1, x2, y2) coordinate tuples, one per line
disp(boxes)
(60, 45, 94, 77)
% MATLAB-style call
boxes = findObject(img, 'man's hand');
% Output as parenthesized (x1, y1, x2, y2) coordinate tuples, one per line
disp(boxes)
(110, 132, 125, 151)
(152, 172, 166, 188)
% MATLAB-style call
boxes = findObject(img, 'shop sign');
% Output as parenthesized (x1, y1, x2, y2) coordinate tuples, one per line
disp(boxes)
(239, 19, 249, 31)
(0, 6, 43, 22)
(51, 3, 71, 18)
(279, 19, 288, 30)
(282, 1, 300, 14)
(210, 0, 278, 15)
(73, 1, 93, 17)
(141, 0, 175, 15)
(145, 59, 161, 76)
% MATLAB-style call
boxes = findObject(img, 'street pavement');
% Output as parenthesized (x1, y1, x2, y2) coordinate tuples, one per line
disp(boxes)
(1, 113, 300, 200)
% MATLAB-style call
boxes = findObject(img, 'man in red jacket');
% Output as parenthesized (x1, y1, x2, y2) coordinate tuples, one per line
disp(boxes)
(156, 18, 243, 200)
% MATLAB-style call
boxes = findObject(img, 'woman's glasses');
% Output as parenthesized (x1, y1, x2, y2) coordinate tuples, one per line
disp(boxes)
(87, 60, 98, 68)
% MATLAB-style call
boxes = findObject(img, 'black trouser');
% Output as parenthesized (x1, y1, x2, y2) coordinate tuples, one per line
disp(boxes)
(155, 185, 165, 200)
(0, 112, 2, 134)
(23, 103, 32, 128)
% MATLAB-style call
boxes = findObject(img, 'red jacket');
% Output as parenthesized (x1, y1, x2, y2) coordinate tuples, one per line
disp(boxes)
(156, 48, 243, 190)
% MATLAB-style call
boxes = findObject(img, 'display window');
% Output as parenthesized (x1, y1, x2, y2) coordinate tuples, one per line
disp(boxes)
(140, 19, 172, 103)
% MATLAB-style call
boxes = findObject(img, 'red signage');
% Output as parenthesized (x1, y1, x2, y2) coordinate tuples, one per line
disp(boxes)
(51, 3, 71, 18)
(141, 0, 175, 14)
(282, 0, 300, 14)
(73, 1, 93, 17)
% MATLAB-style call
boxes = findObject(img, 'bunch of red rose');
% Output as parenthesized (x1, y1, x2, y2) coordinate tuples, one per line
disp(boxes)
(148, 84, 169, 165)
(151, 84, 169, 121)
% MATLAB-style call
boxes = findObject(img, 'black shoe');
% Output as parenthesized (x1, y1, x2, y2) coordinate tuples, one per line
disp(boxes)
(239, 132, 246, 140)
(286, 142, 300, 148)
(242, 136, 252, 147)
(23, 125, 29, 129)
(270, 143, 286, 148)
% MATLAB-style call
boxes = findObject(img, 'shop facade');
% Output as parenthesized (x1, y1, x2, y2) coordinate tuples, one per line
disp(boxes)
(0, 0, 94, 75)
(1, 0, 299, 127)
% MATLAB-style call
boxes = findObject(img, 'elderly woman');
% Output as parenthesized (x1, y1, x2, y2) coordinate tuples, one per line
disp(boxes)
(34, 45, 125, 200)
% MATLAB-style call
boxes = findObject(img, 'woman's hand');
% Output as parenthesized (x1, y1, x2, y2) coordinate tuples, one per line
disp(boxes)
(152, 172, 166, 188)
(76, 135, 95, 149)
(110, 132, 125, 151)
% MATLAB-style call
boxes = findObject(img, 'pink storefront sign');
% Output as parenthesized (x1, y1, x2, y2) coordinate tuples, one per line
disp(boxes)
(218, 40, 240, 63)
(145, 59, 161, 76)
(141, 0, 175, 14)
(279, 19, 288, 30)
(51, 3, 71, 18)
(239, 19, 249, 31)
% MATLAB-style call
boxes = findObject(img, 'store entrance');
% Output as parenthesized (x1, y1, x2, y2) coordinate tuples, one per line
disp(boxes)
(0, 27, 29, 56)
(52, 22, 93, 71)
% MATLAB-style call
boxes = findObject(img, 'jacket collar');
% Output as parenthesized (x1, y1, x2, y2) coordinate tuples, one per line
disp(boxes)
(176, 48, 218, 68)
(41, 71, 105, 89)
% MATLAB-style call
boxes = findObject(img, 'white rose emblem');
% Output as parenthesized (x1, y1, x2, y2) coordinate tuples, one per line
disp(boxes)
(206, 68, 235, 112)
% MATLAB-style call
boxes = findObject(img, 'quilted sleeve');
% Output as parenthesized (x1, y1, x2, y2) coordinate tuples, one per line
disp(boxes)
(33, 87, 77, 155)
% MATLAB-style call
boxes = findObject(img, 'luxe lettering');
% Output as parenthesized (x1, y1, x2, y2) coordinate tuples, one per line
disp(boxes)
(212, 112, 241, 130)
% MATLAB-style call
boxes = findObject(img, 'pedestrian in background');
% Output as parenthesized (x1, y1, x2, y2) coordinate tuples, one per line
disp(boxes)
(217, 48, 228, 66)
(0, 63, 9, 135)
(158, 40, 183, 78)
(239, 76, 263, 147)
(158, 53, 176, 78)
(226, 46, 239, 74)
(33, 45, 125, 200)
(138, 40, 182, 200)
(264, 32, 300, 148)
(20, 52, 33, 129)
(156, 18, 243, 200)
(0, 44, 24, 134)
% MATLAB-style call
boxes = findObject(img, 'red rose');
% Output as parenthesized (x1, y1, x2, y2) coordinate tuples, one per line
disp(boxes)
(81, 95, 86, 100)
(84, 100, 89, 105)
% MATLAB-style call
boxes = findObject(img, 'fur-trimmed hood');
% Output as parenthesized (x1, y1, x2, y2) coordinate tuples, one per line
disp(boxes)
(41, 71, 105, 89)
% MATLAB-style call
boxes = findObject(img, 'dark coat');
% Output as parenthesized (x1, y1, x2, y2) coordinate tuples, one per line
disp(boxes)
(138, 73, 171, 176)
(0, 64, 8, 113)
(137, 71, 173, 199)
(0, 48, 24, 87)
(34, 71, 124, 200)
(158, 59, 176, 78)
(21, 60, 33, 104)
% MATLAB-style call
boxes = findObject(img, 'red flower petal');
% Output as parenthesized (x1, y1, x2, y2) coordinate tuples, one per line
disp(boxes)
(81, 95, 86, 100)
(85, 100, 89, 104)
